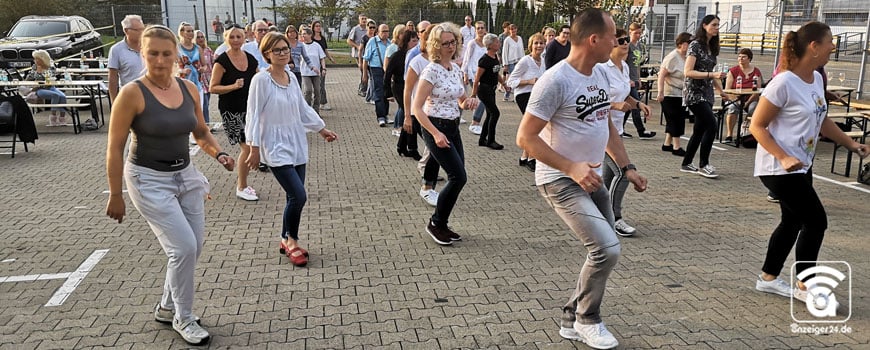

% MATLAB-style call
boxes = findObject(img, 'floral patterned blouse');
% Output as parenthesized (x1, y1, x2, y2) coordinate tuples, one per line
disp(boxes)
(420, 62, 465, 120)
(198, 46, 214, 94)
(684, 40, 717, 106)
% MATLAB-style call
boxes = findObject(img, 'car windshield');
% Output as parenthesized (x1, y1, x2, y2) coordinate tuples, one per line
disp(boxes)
(8, 21, 70, 38)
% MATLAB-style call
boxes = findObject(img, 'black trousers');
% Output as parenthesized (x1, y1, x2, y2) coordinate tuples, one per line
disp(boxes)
(477, 83, 500, 145)
(420, 118, 466, 228)
(683, 102, 717, 167)
(661, 96, 687, 138)
(759, 171, 827, 279)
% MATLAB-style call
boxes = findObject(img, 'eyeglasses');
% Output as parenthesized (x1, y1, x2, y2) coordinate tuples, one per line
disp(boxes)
(617, 37, 630, 45)
(380, 30, 389, 33)
(441, 40, 457, 48)
(476, 27, 485, 30)
(256, 28, 269, 33)
(270, 47, 291, 55)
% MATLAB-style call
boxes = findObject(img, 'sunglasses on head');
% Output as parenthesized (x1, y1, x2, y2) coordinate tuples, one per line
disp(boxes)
(617, 37, 630, 45)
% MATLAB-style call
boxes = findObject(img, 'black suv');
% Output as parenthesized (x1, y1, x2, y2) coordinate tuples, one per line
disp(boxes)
(0, 15, 103, 69)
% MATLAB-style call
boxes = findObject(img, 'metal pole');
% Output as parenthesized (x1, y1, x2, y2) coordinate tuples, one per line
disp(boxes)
(661, 3, 668, 62)
(251, 0, 256, 24)
(202, 0, 209, 41)
(856, 12, 870, 99)
(111, 6, 117, 38)
(272, 0, 277, 25)
(232, 0, 237, 24)
(163, 0, 170, 27)
(715, 2, 719, 16)
(772, 0, 785, 74)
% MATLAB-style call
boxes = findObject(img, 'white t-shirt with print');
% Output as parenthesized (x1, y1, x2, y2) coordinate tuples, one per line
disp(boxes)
(526, 61, 613, 185)
(598, 59, 631, 135)
(419, 62, 465, 120)
(754, 71, 827, 176)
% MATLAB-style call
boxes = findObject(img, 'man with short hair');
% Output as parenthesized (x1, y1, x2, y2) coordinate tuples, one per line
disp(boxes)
(363, 23, 391, 126)
(623, 23, 656, 139)
(107, 14, 145, 103)
(516, 8, 647, 350)
(460, 16, 475, 45)
(211, 15, 223, 41)
(347, 14, 369, 96)
(545, 25, 571, 69)
(242, 20, 271, 70)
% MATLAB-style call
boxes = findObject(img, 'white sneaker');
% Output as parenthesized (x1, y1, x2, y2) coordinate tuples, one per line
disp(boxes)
(173, 317, 210, 345)
(459, 118, 467, 124)
(154, 304, 200, 324)
(189, 134, 197, 145)
(755, 275, 792, 298)
(391, 129, 401, 137)
(469, 125, 482, 135)
(236, 186, 259, 201)
(614, 219, 636, 237)
(321, 104, 332, 111)
(561, 322, 619, 349)
(419, 188, 438, 207)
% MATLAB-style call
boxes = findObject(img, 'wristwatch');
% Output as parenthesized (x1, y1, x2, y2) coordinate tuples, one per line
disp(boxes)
(621, 163, 637, 173)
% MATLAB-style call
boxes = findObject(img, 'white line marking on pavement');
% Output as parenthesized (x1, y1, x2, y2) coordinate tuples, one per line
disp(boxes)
(190, 145, 201, 155)
(101, 190, 128, 194)
(1, 258, 15, 263)
(74, 206, 88, 209)
(679, 136, 726, 151)
(813, 174, 870, 194)
(0, 273, 72, 283)
(45, 249, 109, 307)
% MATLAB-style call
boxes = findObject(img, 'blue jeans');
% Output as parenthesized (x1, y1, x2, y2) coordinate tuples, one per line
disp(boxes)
(35, 87, 67, 112)
(201, 92, 210, 123)
(503, 63, 515, 99)
(468, 78, 486, 123)
(270, 164, 307, 241)
(370, 67, 388, 120)
(420, 118, 466, 228)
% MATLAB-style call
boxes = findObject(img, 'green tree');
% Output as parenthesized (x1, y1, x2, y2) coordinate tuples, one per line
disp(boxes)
(312, 0, 352, 40)
(269, 0, 317, 29)
(542, 0, 597, 22)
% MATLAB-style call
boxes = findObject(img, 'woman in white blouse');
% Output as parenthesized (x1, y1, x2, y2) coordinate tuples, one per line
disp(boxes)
(413, 23, 479, 246)
(500, 23, 523, 101)
(597, 28, 651, 238)
(507, 33, 545, 171)
(244, 33, 338, 267)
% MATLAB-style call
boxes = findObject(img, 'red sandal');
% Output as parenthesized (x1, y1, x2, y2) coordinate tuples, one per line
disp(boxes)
(279, 241, 308, 257)
(287, 247, 308, 267)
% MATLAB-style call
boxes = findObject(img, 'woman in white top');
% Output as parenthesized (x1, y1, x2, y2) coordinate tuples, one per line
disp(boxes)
(656, 32, 692, 156)
(597, 28, 651, 238)
(244, 33, 338, 267)
(749, 22, 869, 302)
(413, 22, 479, 246)
(500, 24, 524, 101)
(507, 33, 545, 171)
(461, 21, 488, 133)
(299, 28, 327, 115)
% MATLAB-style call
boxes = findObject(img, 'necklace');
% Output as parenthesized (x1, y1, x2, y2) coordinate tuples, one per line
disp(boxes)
(145, 75, 172, 91)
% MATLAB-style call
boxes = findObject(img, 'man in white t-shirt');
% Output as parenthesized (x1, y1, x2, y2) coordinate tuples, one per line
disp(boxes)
(242, 20, 270, 71)
(516, 8, 647, 350)
(460, 16, 475, 45)
(107, 15, 145, 103)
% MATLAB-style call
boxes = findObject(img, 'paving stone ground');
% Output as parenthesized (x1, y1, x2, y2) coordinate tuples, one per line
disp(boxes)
(0, 67, 868, 349)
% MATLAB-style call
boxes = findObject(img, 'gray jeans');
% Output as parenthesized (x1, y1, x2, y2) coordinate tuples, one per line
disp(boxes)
(602, 154, 628, 219)
(302, 75, 322, 115)
(124, 162, 210, 322)
(537, 177, 621, 326)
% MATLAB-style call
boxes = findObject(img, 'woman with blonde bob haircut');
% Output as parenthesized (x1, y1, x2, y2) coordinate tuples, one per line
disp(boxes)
(413, 22, 479, 246)
(105, 24, 235, 346)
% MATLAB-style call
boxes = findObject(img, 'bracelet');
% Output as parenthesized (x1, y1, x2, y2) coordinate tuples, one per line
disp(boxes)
(215, 151, 229, 160)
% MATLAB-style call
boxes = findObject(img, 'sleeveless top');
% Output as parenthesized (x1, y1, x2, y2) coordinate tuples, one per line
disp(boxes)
(178, 44, 202, 90)
(215, 51, 258, 113)
(728, 66, 762, 89)
(128, 78, 198, 172)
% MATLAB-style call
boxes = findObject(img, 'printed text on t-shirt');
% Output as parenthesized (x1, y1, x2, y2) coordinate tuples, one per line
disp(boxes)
(575, 86, 610, 121)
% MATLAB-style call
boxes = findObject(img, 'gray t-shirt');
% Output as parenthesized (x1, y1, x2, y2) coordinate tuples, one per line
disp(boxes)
(129, 78, 198, 172)
(108, 39, 144, 87)
(347, 25, 367, 58)
(627, 42, 642, 82)
(526, 61, 612, 185)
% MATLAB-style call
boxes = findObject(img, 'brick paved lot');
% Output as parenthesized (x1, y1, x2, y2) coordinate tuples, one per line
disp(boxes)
(1, 67, 868, 349)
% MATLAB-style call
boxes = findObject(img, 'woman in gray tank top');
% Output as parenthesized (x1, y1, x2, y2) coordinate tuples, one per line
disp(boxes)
(105, 25, 235, 346)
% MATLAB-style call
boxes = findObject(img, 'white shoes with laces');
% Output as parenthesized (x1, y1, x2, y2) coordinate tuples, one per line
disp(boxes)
(236, 186, 259, 201)
(560, 321, 619, 349)
(755, 275, 792, 298)
(419, 188, 438, 207)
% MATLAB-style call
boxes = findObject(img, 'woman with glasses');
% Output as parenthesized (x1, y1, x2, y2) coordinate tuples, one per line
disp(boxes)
(362, 21, 377, 104)
(598, 28, 652, 238)
(723, 48, 763, 143)
(195, 30, 215, 129)
(681, 15, 727, 178)
(413, 23, 479, 246)
(245, 32, 338, 267)
(210, 24, 261, 201)
(311, 20, 335, 111)
(299, 28, 327, 114)
(106, 25, 235, 345)
(507, 33, 546, 171)
(283, 25, 311, 87)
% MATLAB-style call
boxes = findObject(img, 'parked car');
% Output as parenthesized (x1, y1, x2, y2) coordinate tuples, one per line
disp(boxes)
(0, 15, 103, 69)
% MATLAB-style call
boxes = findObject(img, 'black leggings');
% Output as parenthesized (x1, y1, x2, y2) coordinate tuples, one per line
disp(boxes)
(515, 92, 530, 114)
(477, 83, 501, 145)
(661, 96, 687, 138)
(683, 102, 717, 167)
(394, 83, 418, 152)
(759, 171, 827, 279)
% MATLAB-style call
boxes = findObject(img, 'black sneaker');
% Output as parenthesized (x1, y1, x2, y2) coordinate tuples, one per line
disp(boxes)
(525, 159, 536, 172)
(671, 148, 687, 156)
(661, 144, 673, 152)
(445, 226, 462, 241)
(258, 163, 269, 172)
(486, 141, 504, 150)
(638, 131, 657, 140)
(620, 132, 633, 139)
(426, 221, 453, 246)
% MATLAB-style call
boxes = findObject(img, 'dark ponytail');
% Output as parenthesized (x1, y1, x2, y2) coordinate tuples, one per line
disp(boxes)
(779, 21, 830, 72)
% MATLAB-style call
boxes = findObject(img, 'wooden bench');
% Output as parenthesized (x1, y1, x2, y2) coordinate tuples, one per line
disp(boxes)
(831, 130, 867, 177)
(27, 103, 90, 134)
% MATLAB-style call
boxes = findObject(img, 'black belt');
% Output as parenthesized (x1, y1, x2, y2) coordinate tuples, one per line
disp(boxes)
(430, 117, 460, 126)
